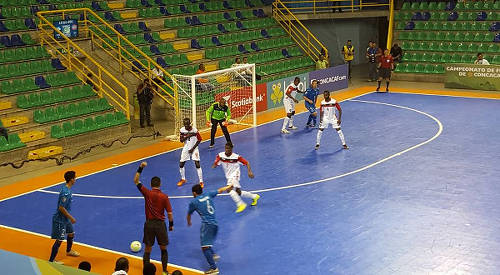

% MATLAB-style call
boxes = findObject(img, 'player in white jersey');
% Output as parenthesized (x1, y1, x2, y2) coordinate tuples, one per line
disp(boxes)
(316, 90, 348, 150)
(212, 143, 260, 213)
(177, 118, 204, 187)
(281, 77, 304, 134)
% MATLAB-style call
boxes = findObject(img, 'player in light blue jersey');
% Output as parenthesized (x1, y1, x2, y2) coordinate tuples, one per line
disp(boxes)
(49, 171, 80, 263)
(303, 79, 320, 127)
(187, 184, 231, 275)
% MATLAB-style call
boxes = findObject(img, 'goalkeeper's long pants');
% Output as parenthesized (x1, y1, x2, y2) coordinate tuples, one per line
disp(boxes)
(210, 118, 232, 146)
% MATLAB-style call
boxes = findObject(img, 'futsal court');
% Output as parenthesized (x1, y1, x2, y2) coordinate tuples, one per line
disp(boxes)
(1, 87, 500, 274)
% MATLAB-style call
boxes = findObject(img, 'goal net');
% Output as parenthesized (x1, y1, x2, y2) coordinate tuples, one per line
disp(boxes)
(173, 63, 257, 133)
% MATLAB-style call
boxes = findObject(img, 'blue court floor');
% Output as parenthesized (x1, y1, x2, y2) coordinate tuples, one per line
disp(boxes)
(1, 92, 500, 274)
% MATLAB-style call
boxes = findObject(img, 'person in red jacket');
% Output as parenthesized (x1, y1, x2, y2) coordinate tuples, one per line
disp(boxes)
(376, 49, 394, 93)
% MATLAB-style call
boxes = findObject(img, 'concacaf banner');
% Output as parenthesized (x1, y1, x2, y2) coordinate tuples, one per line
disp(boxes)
(445, 64, 500, 91)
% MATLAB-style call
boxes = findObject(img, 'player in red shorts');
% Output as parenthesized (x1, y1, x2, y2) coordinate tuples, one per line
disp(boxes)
(376, 49, 394, 93)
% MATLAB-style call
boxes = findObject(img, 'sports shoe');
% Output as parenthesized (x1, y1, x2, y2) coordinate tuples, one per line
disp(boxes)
(52, 261, 64, 265)
(315, 144, 320, 150)
(204, 268, 219, 274)
(213, 254, 220, 262)
(376, 87, 380, 92)
(177, 179, 186, 187)
(209, 144, 214, 148)
(386, 88, 389, 92)
(343, 144, 349, 150)
(288, 125, 298, 130)
(235, 203, 247, 213)
(200, 182, 204, 188)
(281, 129, 290, 134)
(251, 194, 260, 206)
(66, 250, 80, 257)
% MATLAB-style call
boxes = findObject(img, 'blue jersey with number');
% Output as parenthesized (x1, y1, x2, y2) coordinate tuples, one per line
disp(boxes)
(304, 88, 320, 105)
(53, 185, 72, 223)
(188, 191, 218, 225)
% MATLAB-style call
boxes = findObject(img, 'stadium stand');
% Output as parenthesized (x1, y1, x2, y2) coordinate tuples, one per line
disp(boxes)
(393, 0, 500, 75)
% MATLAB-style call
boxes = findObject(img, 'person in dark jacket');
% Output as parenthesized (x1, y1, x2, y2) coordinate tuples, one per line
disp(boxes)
(137, 79, 154, 128)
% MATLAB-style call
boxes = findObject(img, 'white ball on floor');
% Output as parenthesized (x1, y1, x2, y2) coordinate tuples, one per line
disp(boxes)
(130, 241, 142, 253)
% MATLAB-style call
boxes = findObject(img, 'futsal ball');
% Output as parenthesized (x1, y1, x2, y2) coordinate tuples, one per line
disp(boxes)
(130, 241, 142, 253)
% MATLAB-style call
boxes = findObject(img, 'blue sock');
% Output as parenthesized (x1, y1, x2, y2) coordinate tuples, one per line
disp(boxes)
(307, 115, 312, 125)
(312, 116, 317, 125)
(202, 247, 217, 270)
(49, 241, 61, 262)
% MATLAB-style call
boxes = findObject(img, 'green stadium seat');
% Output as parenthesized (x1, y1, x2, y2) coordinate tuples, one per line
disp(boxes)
(424, 64, 435, 74)
(428, 2, 437, 10)
(405, 63, 416, 73)
(414, 64, 425, 73)
(451, 53, 462, 63)
(51, 125, 63, 138)
(487, 44, 499, 53)
(431, 53, 442, 63)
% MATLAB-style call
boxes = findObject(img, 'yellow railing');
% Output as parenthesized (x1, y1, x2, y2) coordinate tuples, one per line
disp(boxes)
(36, 10, 131, 120)
(273, 0, 329, 63)
(37, 8, 180, 125)
(386, 0, 394, 50)
(276, 0, 391, 14)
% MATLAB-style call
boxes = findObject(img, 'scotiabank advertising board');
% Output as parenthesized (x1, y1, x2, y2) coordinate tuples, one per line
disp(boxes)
(214, 83, 267, 118)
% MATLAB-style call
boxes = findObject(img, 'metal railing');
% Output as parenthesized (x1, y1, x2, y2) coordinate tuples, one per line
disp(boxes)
(275, 0, 391, 14)
(37, 8, 180, 126)
(37, 9, 130, 120)
(273, 0, 329, 63)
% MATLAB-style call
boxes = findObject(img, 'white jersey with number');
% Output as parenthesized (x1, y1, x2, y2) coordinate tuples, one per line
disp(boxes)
(180, 127, 202, 162)
(214, 152, 248, 187)
(319, 99, 341, 129)
(283, 83, 300, 113)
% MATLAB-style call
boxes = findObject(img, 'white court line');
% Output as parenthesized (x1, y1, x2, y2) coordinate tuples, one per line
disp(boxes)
(0, 91, 374, 203)
(36, 98, 444, 199)
(0, 224, 204, 274)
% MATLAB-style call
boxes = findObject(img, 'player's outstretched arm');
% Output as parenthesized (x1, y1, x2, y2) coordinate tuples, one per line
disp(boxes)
(134, 162, 147, 185)
(246, 162, 254, 179)
(217, 185, 232, 193)
(211, 155, 220, 168)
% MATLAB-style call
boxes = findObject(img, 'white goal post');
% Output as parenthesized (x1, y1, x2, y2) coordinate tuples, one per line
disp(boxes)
(173, 63, 257, 133)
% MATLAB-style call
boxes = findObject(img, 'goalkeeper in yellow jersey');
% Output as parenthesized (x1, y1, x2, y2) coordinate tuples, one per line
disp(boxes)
(206, 97, 232, 148)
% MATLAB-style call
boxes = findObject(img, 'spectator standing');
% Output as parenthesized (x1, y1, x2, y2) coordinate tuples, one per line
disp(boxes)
(390, 43, 403, 63)
(206, 97, 232, 148)
(342, 40, 355, 79)
(111, 257, 129, 275)
(242, 56, 261, 81)
(376, 49, 394, 92)
(474, 53, 490, 65)
(316, 54, 329, 70)
(78, 261, 91, 272)
(137, 79, 154, 128)
(366, 41, 378, 82)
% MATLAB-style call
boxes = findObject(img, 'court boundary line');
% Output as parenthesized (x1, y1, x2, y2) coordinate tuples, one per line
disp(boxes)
(35, 98, 444, 198)
(0, 224, 204, 274)
(0, 90, 375, 204)
(390, 90, 500, 100)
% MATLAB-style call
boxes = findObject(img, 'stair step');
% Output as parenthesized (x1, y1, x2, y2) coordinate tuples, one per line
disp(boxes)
(0, 101, 12, 111)
(1, 115, 29, 127)
(28, 145, 63, 160)
(19, 130, 46, 143)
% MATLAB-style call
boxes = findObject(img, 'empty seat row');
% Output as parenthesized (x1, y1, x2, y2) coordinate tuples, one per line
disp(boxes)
(51, 112, 128, 139)
(257, 57, 314, 75)
(397, 20, 495, 31)
(0, 46, 50, 63)
(400, 41, 499, 53)
(401, 1, 499, 12)
(0, 34, 36, 47)
(0, 134, 25, 152)
(177, 18, 274, 38)
(396, 11, 498, 22)
(402, 52, 486, 64)
(0, 72, 80, 95)
(398, 31, 496, 42)
(17, 85, 95, 109)
(394, 63, 445, 74)
(34, 98, 112, 123)
(164, 9, 262, 28)
(0, 60, 56, 79)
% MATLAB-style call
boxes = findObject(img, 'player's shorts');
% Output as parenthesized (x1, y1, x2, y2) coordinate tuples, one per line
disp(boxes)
(200, 223, 218, 247)
(319, 119, 340, 130)
(305, 103, 316, 114)
(379, 67, 392, 79)
(283, 98, 295, 113)
(143, 219, 169, 246)
(51, 219, 74, 240)
(226, 178, 241, 189)
(180, 147, 200, 162)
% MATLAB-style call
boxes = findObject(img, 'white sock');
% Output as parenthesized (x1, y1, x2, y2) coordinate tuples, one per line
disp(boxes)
(229, 190, 244, 206)
(316, 129, 323, 145)
(282, 117, 290, 130)
(337, 129, 346, 145)
(288, 116, 294, 127)
(179, 167, 185, 180)
(197, 167, 203, 182)
(241, 191, 257, 199)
